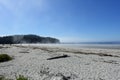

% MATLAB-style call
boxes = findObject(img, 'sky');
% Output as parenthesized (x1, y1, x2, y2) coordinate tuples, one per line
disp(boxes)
(0, 0, 120, 42)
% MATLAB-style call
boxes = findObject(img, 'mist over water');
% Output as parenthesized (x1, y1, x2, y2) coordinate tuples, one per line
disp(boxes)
(24, 43, 120, 49)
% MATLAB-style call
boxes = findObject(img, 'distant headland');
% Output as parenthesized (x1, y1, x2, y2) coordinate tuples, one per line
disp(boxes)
(0, 34, 60, 44)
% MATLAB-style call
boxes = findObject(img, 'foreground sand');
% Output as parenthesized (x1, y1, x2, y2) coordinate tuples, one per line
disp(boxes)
(0, 44, 120, 80)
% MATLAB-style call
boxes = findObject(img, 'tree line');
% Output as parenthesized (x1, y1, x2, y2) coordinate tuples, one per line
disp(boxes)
(0, 34, 60, 44)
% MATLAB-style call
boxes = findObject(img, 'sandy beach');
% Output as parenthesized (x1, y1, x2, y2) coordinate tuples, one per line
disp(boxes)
(0, 44, 120, 80)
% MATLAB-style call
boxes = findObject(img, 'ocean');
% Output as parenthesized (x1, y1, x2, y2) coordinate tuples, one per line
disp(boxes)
(20, 42, 120, 49)
(58, 43, 120, 49)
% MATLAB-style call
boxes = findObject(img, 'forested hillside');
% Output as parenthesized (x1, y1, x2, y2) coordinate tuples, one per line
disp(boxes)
(0, 34, 60, 44)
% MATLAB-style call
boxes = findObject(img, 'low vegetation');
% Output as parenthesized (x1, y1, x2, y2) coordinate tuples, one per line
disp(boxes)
(0, 76, 12, 80)
(16, 75, 28, 80)
(0, 76, 6, 80)
(0, 54, 12, 62)
(0, 75, 28, 80)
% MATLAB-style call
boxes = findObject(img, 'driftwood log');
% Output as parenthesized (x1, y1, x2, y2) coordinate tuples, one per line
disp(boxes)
(47, 55, 70, 60)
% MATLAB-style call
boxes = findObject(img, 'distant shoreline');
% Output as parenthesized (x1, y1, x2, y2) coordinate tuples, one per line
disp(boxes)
(61, 41, 120, 44)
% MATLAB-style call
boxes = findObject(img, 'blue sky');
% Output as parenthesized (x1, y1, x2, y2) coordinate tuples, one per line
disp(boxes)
(0, 0, 120, 42)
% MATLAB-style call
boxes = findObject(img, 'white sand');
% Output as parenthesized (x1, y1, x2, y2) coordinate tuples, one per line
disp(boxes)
(0, 44, 120, 80)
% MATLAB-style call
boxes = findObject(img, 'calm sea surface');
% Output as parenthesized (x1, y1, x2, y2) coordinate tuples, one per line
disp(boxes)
(58, 44, 120, 49)
(28, 43, 120, 49)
